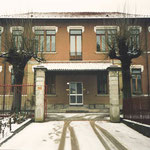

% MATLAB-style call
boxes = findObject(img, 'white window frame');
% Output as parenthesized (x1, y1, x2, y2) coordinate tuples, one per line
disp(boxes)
(32, 26, 58, 33)
(0, 66, 2, 72)
(94, 26, 119, 53)
(69, 82, 83, 105)
(148, 26, 150, 32)
(0, 26, 4, 34)
(67, 26, 84, 33)
(0, 26, 4, 52)
(9, 65, 13, 72)
(130, 65, 144, 72)
(128, 26, 142, 33)
(10, 26, 24, 33)
(32, 26, 58, 53)
(131, 68, 142, 94)
(68, 27, 83, 59)
(94, 26, 120, 33)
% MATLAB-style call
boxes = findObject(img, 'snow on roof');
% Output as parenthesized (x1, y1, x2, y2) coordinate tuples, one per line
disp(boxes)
(33, 62, 112, 71)
(0, 12, 147, 19)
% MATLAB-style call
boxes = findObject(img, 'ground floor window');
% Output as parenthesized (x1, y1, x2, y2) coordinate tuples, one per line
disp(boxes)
(97, 71, 108, 94)
(45, 72, 56, 94)
(132, 69, 142, 94)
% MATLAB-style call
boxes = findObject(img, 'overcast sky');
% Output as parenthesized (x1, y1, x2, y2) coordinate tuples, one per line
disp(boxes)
(1, 0, 150, 16)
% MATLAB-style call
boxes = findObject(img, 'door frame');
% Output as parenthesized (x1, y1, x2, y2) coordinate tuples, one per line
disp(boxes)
(69, 82, 83, 105)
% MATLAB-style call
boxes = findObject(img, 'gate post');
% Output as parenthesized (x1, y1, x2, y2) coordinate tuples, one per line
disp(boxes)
(108, 65, 121, 123)
(34, 66, 47, 122)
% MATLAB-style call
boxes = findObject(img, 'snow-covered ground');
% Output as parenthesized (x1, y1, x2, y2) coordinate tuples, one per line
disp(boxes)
(0, 118, 31, 144)
(96, 121, 150, 150)
(0, 118, 150, 150)
(47, 113, 109, 121)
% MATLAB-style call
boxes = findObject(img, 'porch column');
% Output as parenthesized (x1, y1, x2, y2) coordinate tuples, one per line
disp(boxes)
(108, 65, 120, 123)
(34, 66, 47, 122)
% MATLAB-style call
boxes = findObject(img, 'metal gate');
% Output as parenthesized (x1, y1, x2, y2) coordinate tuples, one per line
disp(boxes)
(0, 84, 48, 119)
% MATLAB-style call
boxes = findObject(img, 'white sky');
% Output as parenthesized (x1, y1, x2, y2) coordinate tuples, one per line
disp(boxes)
(1, 0, 150, 16)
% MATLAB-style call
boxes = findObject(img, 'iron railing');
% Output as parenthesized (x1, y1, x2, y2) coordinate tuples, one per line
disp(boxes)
(123, 96, 150, 125)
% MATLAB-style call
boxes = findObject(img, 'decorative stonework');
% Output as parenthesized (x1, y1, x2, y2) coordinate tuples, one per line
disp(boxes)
(0, 26, 4, 34)
(130, 65, 144, 72)
(9, 65, 13, 72)
(10, 26, 24, 33)
(32, 26, 58, 33)
(94, 26, 120, 33)
(128, 26, 142, 33)
(0, 66, 2, 72)
(67, 26, 84, 33)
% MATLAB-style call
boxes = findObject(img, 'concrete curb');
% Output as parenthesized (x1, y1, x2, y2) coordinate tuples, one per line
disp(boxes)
(121, 118, 150, 137)
(0, 118, 32, 146)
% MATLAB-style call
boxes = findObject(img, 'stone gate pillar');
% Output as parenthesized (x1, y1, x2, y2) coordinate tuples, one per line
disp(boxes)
(108, 65, 121, 123)
(34, 66, 47, 122)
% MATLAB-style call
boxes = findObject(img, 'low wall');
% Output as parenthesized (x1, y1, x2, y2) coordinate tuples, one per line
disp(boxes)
(122, 118, 150, 137)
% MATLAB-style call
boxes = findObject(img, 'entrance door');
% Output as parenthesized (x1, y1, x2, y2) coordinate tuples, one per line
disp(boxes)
(69, 82, 83, 105)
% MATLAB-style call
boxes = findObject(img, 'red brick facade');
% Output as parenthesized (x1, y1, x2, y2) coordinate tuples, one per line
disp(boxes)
(0, 12, 150, 110)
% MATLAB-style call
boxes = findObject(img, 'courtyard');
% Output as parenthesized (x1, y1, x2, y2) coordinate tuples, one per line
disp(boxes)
(0, 113, 150, 150)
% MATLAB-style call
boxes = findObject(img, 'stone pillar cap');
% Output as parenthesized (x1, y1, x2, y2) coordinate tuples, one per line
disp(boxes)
(107, 65, 121, 71)
(34, 65, 47, 71)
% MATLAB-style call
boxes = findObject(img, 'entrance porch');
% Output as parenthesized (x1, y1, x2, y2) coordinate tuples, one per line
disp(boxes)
(34, 62, 121, 122)
(45, 70, 110, 113)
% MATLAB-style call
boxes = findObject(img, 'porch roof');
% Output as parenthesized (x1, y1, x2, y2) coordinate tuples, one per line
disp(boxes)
(34, 62, 113, 71)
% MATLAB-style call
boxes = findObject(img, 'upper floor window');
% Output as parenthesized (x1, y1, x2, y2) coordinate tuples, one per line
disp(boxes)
(0, 26, 3, 52)
(10, 26, 24, 50)
(128, 26, 141, 50)
(132, 68, 142, 94)
(35, 30, 56, 52)
(32, 26, 58, 52)
(70, 29, 82, 58)
(67, 26, 84, 60)
(95, 26, 119, 52)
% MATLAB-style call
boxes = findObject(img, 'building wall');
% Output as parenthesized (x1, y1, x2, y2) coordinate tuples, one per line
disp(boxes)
(46, 72, 109, 105)
(33, 19, 115, 61)
(0, 18, 150, 110)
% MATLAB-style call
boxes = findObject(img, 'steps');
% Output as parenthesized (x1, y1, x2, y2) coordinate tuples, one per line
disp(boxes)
(47, 106, 109, 113)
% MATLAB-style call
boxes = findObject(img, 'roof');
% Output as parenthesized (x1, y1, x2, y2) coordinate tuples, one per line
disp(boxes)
(0, 12, 148, 19)
(33, 62, 112, 71)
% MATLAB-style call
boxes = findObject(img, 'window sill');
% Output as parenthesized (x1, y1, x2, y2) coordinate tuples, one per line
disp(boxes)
(95, 51, 108, 54)
(46, 94, 57, 97)
(38, 52, 57, 54)
(96, 94, 109, 97)
(132, 93, 143, 96)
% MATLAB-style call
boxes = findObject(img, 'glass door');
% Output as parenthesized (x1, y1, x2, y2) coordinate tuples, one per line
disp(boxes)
(69, 82, 83, 105)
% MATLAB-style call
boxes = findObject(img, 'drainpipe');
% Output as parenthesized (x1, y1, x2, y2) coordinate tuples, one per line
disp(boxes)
(3, 61, 6, 113)
(145, 22, 150, 96)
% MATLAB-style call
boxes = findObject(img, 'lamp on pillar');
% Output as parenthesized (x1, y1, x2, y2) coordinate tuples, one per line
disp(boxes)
(34, 66, 47, 122)
(107, 65, 121, 123)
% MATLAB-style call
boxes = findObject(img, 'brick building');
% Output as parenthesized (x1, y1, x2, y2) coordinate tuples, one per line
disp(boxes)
(0, 12, 150, 112)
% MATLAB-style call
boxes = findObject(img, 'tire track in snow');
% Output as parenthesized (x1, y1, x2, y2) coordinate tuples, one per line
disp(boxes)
(90, 121, 110, 150)
(68, 124, 79, 150)
(58, 121, 70, 150)
(90, 121, 128, 150)
(58, 121, 79, 150)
